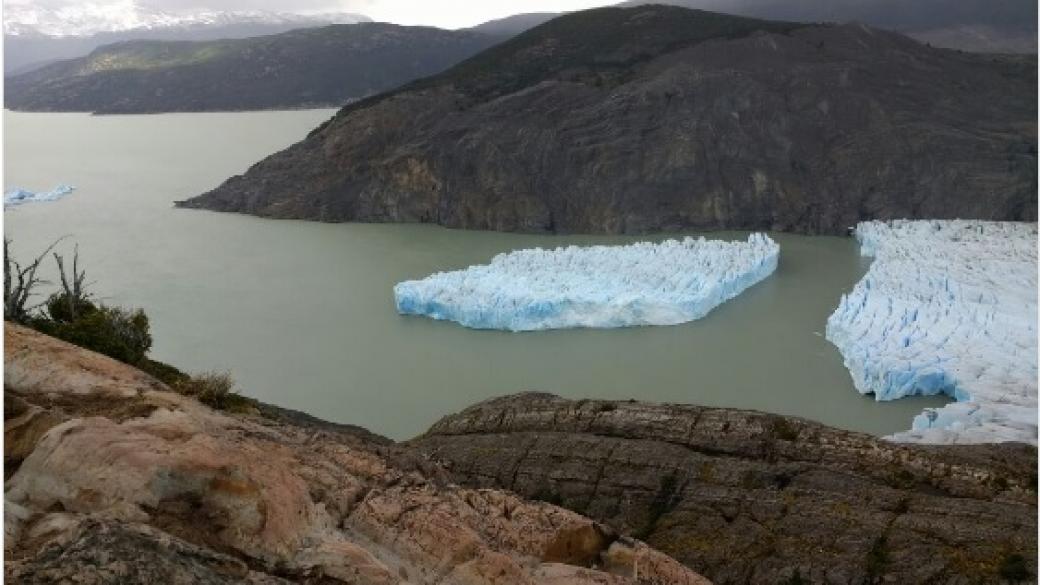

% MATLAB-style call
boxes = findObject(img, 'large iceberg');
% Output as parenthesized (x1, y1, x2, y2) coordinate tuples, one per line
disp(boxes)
(827, 220, 1038, 445)
(4, 185, 75, 207)
(395, 233, 779, 331)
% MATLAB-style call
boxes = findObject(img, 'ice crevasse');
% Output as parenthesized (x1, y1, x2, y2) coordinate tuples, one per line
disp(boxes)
(394, 233, 779, 332)
(826, 220, 1038, 445)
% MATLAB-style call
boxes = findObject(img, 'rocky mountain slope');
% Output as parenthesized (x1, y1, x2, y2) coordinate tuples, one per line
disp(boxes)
(180, 5, 1037, 235)
(5, 24, 503, 113)
(412, 393, 1038, 584)
(632, 0, 1037, 53)
(4, 323, 709, 584)
(471, 0, 1038, 53)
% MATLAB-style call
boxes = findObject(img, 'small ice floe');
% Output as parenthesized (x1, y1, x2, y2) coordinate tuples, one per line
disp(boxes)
(4, 185, 76, 208)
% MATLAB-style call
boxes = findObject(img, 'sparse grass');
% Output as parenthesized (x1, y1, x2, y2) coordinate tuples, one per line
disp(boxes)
(138, 358, 189, 386)
(172, 371, 255, 414)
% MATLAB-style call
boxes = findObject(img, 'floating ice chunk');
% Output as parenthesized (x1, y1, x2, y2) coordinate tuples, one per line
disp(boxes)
(394, 233, 779, 331)
(826, 220, 1038, 445)
(4, 185, 75, 207)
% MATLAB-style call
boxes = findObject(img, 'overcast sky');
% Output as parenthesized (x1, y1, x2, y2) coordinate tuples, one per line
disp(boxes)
(3, 0, 619, 29)
(352, 1, 612, 28)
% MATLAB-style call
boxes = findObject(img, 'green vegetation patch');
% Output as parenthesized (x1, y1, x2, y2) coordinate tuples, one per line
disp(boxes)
(84, 41, 233, 73)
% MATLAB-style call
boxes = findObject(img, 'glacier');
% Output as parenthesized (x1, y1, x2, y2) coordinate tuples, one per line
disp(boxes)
(826, 220, 1038, 445)
(395, 233, 779, 331)
(4, 185, 75, 208)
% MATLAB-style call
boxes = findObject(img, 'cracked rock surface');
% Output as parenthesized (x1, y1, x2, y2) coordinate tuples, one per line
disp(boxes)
(4, 323, 709, 585)
(412, 393, 1038, 584)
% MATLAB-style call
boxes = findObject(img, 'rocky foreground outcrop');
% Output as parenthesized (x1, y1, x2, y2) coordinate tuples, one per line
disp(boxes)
(4, 323, 709, 584)
(412, 393, 1038, 584)
(180, 5, 1037, 235)
(5, 323, 1037, 584)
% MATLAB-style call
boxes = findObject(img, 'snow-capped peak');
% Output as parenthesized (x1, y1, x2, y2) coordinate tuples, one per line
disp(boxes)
(4, 1, 370, 37)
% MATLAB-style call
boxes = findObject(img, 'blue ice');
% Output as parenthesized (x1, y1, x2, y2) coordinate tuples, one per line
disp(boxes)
(826, 220, 1037, 445)
(4, 185, 75, 207)
(395, 234, 779, 332)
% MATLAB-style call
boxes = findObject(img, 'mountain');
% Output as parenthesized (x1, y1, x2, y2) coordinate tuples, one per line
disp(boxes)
(469, 0, 1038, 53)
(3, 11, 372, 74)
(467, 12, 560, 36)
(2, 5, 372, 37)
(179, 5, 1037, 235)
(5, 24, 504, 114)
(621, 0, 1038, 53)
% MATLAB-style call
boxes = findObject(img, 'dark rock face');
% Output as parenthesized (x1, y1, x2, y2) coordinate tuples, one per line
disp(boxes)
(180, 6, 1037, 235)
(5, 519, 280, 585)
(411, 392, 1039, 584)
(4, 24, 502, 114)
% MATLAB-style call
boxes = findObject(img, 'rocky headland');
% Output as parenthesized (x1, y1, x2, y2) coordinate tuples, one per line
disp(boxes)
(180, 5, 1037, 235)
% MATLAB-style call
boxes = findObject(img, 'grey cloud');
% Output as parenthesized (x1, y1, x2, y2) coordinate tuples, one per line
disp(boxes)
(5, 0, 368, 14)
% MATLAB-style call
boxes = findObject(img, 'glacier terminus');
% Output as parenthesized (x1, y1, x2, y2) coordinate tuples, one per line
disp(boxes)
(827, 220, 1038, 445)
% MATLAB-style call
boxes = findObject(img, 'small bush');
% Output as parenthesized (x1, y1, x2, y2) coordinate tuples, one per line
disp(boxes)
(45, 292, 97, 324)
(865, 536, 889, 581)
(771, 418, 801, 441)
(138, 358, 188, 386)
(173, 372, 254, 413)
(891, 497, 910, 515)
(34, 298, 152, 366)
(531, 485, 564, 506)
(998, 553, 1030, 582)
(782, 569, 808, 585)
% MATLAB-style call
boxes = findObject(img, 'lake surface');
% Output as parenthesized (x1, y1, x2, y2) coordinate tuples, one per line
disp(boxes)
(4, 110, 948, 440)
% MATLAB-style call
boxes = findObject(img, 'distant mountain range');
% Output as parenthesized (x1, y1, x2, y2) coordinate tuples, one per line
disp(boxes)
(179, 5, 1037, 235)
(2, 5, 372, 37)
(3, 10, 371, 73)
(5, 24, 503, 113)
(470, 0, 1038, 53)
